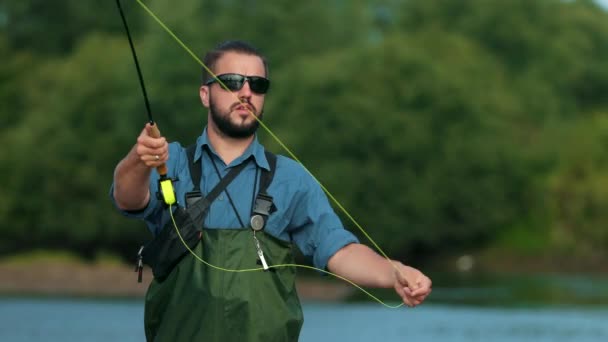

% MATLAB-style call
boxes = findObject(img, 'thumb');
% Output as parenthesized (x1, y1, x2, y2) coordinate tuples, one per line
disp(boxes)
(139, 123, 152, 138)
(144, 122, 155, 136)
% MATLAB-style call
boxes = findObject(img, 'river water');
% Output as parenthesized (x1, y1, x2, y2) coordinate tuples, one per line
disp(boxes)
(1, 296, 607, 341)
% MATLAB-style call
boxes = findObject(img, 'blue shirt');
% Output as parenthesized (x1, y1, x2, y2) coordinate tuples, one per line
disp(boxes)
(111, 128, 358, 270)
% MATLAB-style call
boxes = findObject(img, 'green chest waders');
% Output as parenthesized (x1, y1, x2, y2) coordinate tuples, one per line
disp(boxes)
(144, 229, 303, 342)
(141, 147, 303, 341)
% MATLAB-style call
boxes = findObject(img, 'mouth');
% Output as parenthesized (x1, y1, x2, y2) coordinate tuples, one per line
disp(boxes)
(233, 103, 255, 116)
(235, 104, 252, 111)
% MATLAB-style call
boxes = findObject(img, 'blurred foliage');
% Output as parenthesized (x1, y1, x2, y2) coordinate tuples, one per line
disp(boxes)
(1, 0, 607, 266)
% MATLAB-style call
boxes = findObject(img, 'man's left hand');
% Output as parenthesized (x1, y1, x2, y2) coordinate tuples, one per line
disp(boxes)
(393, 263, 432, 307)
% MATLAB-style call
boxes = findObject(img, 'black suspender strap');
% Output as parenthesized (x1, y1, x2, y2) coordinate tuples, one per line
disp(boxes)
(184, 144, 278, 230)
(259, 151, 277, 194)
(250, 151, 277, 231)
(186, 144, 201, 192)
(187, 145, 277, 197)
(206, 162, 249, 204)
(186, 151, 250, 224)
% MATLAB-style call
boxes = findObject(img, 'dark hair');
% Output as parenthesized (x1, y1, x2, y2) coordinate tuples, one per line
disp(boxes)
(202, 40, 268, 84)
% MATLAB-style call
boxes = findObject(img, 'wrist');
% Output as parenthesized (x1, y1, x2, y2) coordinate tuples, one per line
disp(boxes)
(375, 260, 399, 288)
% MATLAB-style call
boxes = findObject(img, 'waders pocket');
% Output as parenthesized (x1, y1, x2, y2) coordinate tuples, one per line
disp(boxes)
(141, 206, 201, 281)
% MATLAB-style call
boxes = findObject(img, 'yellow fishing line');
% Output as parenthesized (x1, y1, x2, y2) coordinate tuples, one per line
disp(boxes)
(135, 0, 407, 307)
(169, 204, 403, 308)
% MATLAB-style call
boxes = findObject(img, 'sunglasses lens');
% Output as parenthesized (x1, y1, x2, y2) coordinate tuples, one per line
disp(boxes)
(223, 80, 244, 91)
(217, 75, 245, 91)
(249, 77, 270, 94)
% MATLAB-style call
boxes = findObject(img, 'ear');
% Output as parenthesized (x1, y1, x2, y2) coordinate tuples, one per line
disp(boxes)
(199, 85, 210, 108)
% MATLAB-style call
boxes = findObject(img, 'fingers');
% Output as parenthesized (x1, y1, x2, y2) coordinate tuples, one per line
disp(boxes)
(136, 123, 169, 167)
(139, 151, 168, 168)
(395, 283, 424, 307)
(394, 281, 415, 307)
(394, 265, 432, 308)
(407, 278, 432, 307)
(141, 152, 168, 165)
(411, 277, 432, 297)
(138, 124, 167, 148)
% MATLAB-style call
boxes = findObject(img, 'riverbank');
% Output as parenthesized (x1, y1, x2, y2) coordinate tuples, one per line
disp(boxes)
(0, 258, 354, 301)
(2, 249, 607, 304)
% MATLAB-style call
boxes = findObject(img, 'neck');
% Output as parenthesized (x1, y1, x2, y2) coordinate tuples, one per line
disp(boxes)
(207, 122, 255, 165)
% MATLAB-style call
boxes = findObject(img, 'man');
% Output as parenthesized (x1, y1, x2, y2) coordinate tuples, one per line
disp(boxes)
(111, 40, 431, 341)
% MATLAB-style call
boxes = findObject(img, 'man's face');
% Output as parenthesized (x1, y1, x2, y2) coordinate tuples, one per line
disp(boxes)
(200, 52, 267, 138)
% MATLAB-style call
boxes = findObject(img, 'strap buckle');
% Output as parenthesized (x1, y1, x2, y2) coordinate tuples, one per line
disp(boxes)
(250, 193, 275, 231)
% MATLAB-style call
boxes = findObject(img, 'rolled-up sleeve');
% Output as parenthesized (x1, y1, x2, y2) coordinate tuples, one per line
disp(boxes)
(108, 142, 185, 236)
(312, 224, 358, 270)
(288, 171, 358, 270)
(109, 179, 160, 220)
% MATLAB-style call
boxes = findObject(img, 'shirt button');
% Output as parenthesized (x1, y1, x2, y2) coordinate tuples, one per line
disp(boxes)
(219, 195, 224, 201)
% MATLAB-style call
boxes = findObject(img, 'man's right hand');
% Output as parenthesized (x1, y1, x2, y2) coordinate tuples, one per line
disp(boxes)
(136, 123, 169, 168)
(112, 123, 170, 211)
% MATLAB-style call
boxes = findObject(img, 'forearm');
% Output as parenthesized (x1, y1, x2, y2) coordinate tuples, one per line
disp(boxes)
(113, 144, 152, 211)
(327, 243, 399, 288)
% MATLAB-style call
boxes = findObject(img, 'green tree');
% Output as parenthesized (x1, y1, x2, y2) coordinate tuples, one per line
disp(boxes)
(2, 0, 608, 266)
(1, 0, 144, 55)
(545, 115, 608, 260)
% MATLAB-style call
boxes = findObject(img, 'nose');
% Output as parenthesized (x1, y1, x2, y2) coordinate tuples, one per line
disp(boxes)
(238, 80, 252, 98)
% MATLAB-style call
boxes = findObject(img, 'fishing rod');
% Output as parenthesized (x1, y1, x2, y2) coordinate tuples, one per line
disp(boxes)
(118, 0, 420, 307)
(115, 0, 176, 211)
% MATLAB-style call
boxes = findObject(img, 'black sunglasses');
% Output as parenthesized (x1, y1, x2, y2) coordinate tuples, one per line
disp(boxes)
(205, 73, 270, 94)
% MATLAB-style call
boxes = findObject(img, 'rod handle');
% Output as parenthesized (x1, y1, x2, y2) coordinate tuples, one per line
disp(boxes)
(148, 123, 168, 176)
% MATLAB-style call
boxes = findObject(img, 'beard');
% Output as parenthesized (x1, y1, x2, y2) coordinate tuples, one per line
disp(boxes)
(209, 97, 263, 139)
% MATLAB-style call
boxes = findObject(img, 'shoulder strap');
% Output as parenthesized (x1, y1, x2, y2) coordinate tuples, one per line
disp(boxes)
(187, 159, 249, 223)
(250, 151, 277, 231)
(185, 143, 249, 222)
(188, 145, 276, 194)
(186, 144, 201, 191)
(206, 161, 249, 203)
(259, 150, 277, 194)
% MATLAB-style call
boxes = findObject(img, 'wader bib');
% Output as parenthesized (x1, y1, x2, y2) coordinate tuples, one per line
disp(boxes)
(141, 146, 303, 341)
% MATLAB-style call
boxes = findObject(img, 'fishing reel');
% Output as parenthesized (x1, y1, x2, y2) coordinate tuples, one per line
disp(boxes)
(157, 176, 178, 206)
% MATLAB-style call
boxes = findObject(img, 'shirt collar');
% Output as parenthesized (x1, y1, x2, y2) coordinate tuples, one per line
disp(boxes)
(194, 127, 270, 171)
